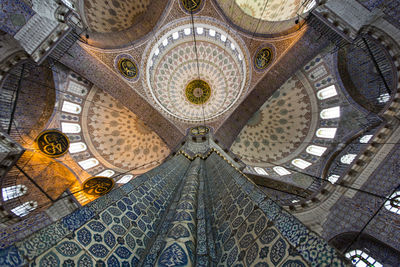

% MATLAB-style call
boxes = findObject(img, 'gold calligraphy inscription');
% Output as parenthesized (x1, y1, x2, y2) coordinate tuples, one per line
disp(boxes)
(83, 177, 114, 196)
(181, 0, 202, 12)
(118, 58, 138, 79)
(185, 79, 211, 105)
(255, 47, 273, 70)
(37, 130, 69, 157)
(190, 126, 209, 136)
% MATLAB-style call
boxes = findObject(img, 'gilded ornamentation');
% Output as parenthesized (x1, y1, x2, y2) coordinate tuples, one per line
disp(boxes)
(83, 177, 114, 196)
(180, 0, 203, 14)
(115, 54, 139, 81)
(185, 79, 211, 105)
(254, 47, 273, 71)
(36, 130, 69, 157)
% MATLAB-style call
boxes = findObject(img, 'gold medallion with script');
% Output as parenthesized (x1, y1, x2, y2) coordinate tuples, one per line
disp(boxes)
(118, 58, 138, 79)
(254, 47, 273, 71)
(83, 176, 114, 196)
(180, 0, 202, 13)
(36, 130, 70, 157)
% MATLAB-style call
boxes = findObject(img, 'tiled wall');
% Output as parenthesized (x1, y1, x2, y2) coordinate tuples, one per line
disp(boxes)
(204, 153, 349, 266)
(0, 154, 190, 266)
(0, 152, 349, 266)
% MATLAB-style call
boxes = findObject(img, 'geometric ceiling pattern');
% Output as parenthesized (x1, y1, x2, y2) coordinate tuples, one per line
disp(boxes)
(144, 22, 249, 123)
(231, 73, 316, 165)
(83, 0, 150, 33)
(235, 0, 315, 21)
(82, 85, 170, 173)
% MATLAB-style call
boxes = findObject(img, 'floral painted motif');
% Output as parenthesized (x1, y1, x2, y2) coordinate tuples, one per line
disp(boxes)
(158, 243, 188, 267)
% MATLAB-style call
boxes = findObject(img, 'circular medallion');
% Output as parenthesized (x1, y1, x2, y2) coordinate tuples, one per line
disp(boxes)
(185, 79, 211, 105)
(180, 0, 203, 14)
(254, 46, 273, 71)
(83, 176, 114, 196)
(115, 54, 139, 81)
(190, 126, 210, 136)
(36, 130, 69, 157)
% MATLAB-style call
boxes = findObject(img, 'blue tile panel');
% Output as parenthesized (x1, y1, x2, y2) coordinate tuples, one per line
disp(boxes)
(204, 153, 350, 266)
(3, 155, 190, 266)
(1, 152, 349, 266)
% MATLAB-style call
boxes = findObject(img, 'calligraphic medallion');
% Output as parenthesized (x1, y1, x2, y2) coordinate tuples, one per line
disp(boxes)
(36, 130, 69, 157)
(185, 79, 211, 105)
(115, 54, 139, 82)
(180, 0, 203, 14)
(190, 126, 209, 136)
(82, 176, 114, 196)
(254, 46, 273, 71)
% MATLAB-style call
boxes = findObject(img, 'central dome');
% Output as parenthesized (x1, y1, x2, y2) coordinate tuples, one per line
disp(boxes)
(144, 19, 249, 123)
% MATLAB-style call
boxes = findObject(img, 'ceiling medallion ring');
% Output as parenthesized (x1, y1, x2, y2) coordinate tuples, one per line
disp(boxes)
(114, 54, 139, 82)
(179, 0, 204, 14)
(254, 44, 275, 72)
(185, 79, 212, 105)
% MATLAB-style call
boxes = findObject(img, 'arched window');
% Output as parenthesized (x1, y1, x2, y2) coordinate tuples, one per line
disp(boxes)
(377, 93, 390, 103)
(360, 135, 373, 144)
(254, 167, 268, 176)
(209, 29, 216, 37)
(292, 159, 312, 169)
(118, 175, 134, 184)
(184, 28, 191, 35)
(341, 154, 357, 164)
(67, 80, 88, 96)
(345, 250, 382, 267)
(317, 85, 338, 100)
(96, 169, 115, 178)
(62, 101, 81, 114)
(273, 166, 291, 176)
(384, 191, 400, 215)
(2, 185, 27, 201)
(11, 201, 38, 217)
(61, 122, 81, 133)
(320, 106, 340, 119)
(304, 0, 317, 12)
(78, 158, 99, 170)
(306, 145, 327, 156)
(172, 32, 179, 40)
(196, 27, 204, 35)
(69, 142, 87, 153)
(327, 174, 340, 184)
(316, 128, 337, 139)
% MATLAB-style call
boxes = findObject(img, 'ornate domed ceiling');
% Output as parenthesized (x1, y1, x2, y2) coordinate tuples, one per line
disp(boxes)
(81, 86, 170, 173)
(231, 72, 317, 165)
(143, 19, 250, 123)
(83, 0, 151, 33)
(235, 0, 315, 22)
